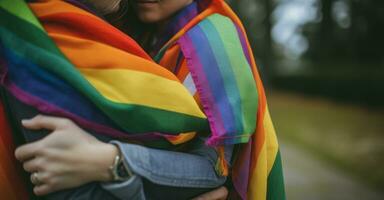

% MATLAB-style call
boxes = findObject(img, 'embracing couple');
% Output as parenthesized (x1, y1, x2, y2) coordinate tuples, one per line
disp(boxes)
(0, 0, 285, 199)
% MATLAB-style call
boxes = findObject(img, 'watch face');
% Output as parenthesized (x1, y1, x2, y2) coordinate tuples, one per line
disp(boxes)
(117, 161, 130, 178)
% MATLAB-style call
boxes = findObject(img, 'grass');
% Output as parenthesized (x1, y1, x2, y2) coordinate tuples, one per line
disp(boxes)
(268, 91, 384, 189)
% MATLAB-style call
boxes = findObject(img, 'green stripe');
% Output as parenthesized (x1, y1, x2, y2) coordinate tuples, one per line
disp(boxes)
(208, 14, 258, 134)
(1, 28, 209, 133)
(267, 150, 286, 200)
(0, 3, 210, 134)
(154, 47, 167, 62)
(0, 7, 62, 56)
(198, 17, 244, 133)
(0, 0, 44, 30)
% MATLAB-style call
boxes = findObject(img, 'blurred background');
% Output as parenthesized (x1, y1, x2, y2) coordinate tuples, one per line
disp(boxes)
(226, 0, 384, 199)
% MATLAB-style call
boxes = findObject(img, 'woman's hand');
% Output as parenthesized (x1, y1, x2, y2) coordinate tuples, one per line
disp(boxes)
(193, 186, 228, 200)
(15, 115, 118, 196)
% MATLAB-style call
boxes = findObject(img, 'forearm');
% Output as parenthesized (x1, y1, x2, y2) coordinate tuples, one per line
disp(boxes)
(113, 140, 231, 188)
(7, 88, 231, 199)
(101, 138, 233, 199)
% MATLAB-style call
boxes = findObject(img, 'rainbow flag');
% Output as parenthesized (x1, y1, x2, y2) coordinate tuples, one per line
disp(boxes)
(0, 0, 207, 198)
(0, 0, 285, 199)
(0, 0, 209, 139)
(152, 0, 286, 199)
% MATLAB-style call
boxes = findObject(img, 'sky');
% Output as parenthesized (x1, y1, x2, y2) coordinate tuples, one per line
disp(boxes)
(272, 0, 351, 59)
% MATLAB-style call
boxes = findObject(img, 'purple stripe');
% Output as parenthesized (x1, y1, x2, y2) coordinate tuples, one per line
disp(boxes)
(178, 35, 227, 142)
(235, 25, 252, 67)
(3, 44, 118, 129)
(153, 0, 212, 54)
(153, 2, 199, 53)
(233, 138, 252, 200)
(185, 25, 239, 136)
(4, 81, 164, 142)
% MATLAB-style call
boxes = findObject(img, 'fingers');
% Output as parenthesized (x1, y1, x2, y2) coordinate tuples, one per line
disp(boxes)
(15, 141, 43, 162)
(193, 186, 229, 200)
(34, 184, 55, 196)
(33, 173, 60, 196)
(17, 115, 75, 161)
(23, 157, 44, 173)
(22, 114, 72, 131)
(30, 171, 58, 196)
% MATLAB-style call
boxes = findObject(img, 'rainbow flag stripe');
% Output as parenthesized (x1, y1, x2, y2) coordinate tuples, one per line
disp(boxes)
(0, 0, 285, 199)
(178, 14, 258, 145)
(0, 0, 209, 139)
(154, 0, 286, 199)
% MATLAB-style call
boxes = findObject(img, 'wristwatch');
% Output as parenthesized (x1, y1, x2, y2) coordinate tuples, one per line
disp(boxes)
(109, 146, 133, 181)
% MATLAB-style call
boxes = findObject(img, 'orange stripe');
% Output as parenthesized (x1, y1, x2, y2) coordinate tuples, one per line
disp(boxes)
(30, 0, 179, 81)
(40, 12, 151, 60)
(46, 33, 180, 81)
(206, 1, 271, 198)
(165, 132, 197, 145)
(159, 44, 180, 72)
(176, 59, 190, 81)
(211, 0, 269, 176)
(157, 0, 269, 171)
(157, 0, 270, 162)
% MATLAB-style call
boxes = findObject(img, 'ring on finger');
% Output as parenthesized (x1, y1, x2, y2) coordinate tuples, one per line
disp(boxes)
(31, 172, 43, 185)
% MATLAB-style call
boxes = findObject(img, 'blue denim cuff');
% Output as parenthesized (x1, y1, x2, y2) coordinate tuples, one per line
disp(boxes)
(110, 141, 227, 188)
(101, 175, 145, 200)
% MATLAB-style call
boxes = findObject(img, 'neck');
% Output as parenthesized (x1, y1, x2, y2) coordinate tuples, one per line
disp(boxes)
(155, 0, 194, 33)
(155, 19, 170, 34)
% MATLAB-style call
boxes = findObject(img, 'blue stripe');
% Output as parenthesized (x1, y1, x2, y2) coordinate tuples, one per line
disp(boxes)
(1, 45, 119, 130)
(199, 19, 244, 134)
(187, 25, 237, 134)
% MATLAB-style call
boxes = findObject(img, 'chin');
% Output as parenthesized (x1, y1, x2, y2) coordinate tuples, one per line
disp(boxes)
(138, 14, 161, 23)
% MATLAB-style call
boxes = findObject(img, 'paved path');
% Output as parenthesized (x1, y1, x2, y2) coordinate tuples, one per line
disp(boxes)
(281, 141, 384, 200)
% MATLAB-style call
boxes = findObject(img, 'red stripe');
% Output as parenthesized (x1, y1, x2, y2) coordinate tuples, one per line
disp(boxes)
(39, 13, 151, 60)
(0, 101, 29, 200)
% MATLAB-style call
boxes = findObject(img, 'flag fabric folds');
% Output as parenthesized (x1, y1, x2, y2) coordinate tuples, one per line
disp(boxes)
(0, 0, 285, 199)
(151, 0, 285, 199)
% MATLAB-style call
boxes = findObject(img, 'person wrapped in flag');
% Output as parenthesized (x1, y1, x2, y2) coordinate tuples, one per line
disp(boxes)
(0, 0, 285, 199)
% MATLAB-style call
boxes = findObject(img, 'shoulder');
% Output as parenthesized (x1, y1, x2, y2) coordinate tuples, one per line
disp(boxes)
(200, 13, 235, 27)
(180, 13, 248, 66)
(188, 13, 240, 40)
(180, 13, 244, 54)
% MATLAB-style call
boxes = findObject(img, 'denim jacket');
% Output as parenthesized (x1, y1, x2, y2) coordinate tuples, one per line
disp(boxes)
(102, 139, 233, 200)
(1, 88, 232, 200)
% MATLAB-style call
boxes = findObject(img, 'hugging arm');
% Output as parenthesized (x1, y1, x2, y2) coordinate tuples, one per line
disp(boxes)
(101, 139, 233, 200)
(3, 90, 231, 200)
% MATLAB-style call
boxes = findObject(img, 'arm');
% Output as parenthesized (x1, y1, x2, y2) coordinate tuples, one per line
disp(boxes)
(15, 115, 232, 199)
(102, 139, 232, 199)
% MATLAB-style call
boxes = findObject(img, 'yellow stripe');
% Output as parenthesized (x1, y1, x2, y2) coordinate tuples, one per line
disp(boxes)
(264, 107, 279, 175)
(248, 142, 268, 200)
(248, 107, 279, 200)
(80, 68, 206, 118)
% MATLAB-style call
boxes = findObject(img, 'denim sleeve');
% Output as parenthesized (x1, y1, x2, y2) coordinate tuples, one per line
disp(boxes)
(101, 138, 233, 199)
(101, 175, 145, 200)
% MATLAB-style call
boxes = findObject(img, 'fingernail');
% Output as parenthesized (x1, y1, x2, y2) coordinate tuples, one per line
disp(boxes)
(21, 119, 30, 125)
